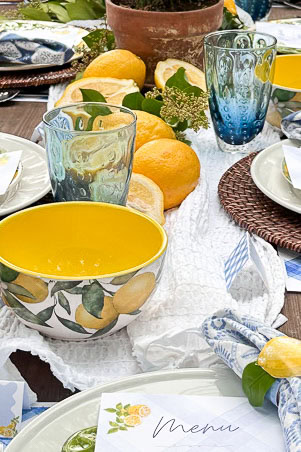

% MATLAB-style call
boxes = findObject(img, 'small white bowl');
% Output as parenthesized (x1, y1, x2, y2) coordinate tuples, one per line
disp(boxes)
(0, 162, 23, 205)
(281, 158, 301, 199)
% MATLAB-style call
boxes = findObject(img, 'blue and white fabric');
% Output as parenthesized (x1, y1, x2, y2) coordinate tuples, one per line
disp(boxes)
(202, 309, 301, 452)
(0, 32, 74, 65)
(224, 234, 249, 290)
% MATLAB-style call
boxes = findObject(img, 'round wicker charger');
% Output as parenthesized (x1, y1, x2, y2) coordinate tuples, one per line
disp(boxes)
(0, 65, 76, 89)
(218, 152, 301, 253)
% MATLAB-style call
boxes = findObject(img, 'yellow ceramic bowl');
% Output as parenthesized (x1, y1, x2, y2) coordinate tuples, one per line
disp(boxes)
(0, 202, 167, 340)
(267, 54, 301, 129)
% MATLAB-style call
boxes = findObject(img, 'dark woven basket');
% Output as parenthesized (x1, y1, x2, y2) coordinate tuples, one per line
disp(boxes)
(0, 65, 76, 89)
(218, 152, 301, 252)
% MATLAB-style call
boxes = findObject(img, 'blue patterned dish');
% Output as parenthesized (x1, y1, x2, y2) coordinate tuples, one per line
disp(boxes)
(235, 0, 272, 21)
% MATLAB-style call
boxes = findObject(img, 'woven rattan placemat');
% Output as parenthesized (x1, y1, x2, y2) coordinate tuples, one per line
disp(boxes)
(0, 65, 76, 89)
(218, 152, 301, 253)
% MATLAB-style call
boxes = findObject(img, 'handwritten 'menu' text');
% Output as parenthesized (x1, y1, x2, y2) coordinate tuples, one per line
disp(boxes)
(153, 417, 239, 439)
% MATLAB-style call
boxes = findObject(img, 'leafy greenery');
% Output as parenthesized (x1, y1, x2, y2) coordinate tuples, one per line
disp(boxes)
(220, 7, 244, 30)
(1, 0, 106, 23)
(123, 67, 209, 140)
(242, 361, 276, 407)
(72, 28, 116, 74)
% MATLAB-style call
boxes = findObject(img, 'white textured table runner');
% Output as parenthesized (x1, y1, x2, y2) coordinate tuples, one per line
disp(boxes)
(0, 87, 285, 392)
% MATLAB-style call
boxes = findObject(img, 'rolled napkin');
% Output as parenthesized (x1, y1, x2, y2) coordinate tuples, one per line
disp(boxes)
(202, 309, 301, 452)
(0, 32, 74, 65)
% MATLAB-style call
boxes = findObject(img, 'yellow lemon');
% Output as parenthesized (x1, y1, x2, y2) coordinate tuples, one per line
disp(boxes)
(134, 110, 175, 151)
(224, 0, 237, 15)
(112, 272, 156, 314)
(133, 138, 200, 210)
(92, 111, 134, 131)
(124, 415, 141, 427)
(83, 49, 146, 89)
(127, 173, 165, 225)
(55, 77, 139, 108)
(258, 336, 301, 378)
(75, 296, 118, 330)
(128, 405, 151, 417)
(155, 58, 206, 91)
(12, 274, 48, 303)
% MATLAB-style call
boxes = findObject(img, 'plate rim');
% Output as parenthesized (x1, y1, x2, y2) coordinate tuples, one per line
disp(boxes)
(250, 139, 301, 214)
(0, 132, 51, 216)
(5, 368, 236, 452)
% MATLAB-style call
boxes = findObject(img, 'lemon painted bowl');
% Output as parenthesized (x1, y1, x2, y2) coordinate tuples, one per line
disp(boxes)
(0, 202, 167, 340)
(267, 54, 301, 130)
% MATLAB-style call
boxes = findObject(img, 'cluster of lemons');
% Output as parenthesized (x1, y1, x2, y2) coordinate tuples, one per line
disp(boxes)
(56, 50, 205, 225)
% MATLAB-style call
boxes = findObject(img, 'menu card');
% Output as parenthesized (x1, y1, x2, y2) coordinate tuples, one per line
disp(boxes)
(282, 145, 301, 190)
(0, 380, 29, 440)
(0, 151, 22, 196)
(96, 393, 284, 451)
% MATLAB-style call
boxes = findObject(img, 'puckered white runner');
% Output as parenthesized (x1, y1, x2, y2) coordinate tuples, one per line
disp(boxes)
(0, 86, 285, 392)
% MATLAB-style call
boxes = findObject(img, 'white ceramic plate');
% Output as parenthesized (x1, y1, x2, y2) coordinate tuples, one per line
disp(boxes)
(251, 139, 301, 214)
(0, 133, 51, 216)
(270, 18, 301, 54)
(0, 20, 88, 72)
(6, 368, 243, 452)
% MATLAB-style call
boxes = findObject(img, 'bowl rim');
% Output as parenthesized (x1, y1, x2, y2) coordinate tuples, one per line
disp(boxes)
(0, 201, 168, 281)
(273, 55, 301, 93)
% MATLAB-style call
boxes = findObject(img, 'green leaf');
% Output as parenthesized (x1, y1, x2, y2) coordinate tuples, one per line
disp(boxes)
(166, 67, 191, 90)
(37, 305, 55, 322)
(5, 283, 36, 300)
(82, 282, 104, 318)
(128, 309, 141, 315)
(89, 318, 118, 338)
(80, 89, 107, 103)
(119, 426, 128, 431)
(242, 361, 276, 407)
(83, 29, 106, 48)
(19, 6, 52, 21)
(105, 408, 116, 413)
(65, 0, 98, 20)
(175, 120, 188, 132)
(55, 314, 89, 334)
(46, 2, 71, 22)
(110, 271, 138, 286)
(57, 292, 71, 315)
(220, 7, 244, 31)
(116, 403, 122, 410)
(183, 86, 203, 97)
(272, 88, 296, 102)
(122, 92, 144, 110)
(116, 417, 123, 423)
(109, 421, 119, 427)
(65, 287, 84, 295)
(51, 281, 82, 297)
(141, 98, 163, 117)
(3, 290, 51, 327)
(107, 428, 119, 434)
(124, 404, 130, 409)
(0, 263, 19, 283)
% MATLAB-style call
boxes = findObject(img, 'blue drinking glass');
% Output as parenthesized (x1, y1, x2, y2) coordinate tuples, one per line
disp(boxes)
(204, 31, 277, 153)
(235, 0, 273, 22)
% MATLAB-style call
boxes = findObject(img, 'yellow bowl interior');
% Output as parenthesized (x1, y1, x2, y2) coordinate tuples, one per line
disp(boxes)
(0, 202, 167, 280)
(273, 55, 301, 90)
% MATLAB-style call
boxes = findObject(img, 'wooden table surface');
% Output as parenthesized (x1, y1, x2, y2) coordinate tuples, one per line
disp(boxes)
(1, 6, 301, 403)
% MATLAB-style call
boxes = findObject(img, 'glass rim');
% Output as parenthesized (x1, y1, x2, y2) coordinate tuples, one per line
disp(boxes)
(43, 102, 137, 135)
(204, 30, 277, 51)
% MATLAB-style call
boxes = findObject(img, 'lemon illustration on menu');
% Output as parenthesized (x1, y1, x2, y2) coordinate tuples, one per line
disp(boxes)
(105, 402, 151, 433)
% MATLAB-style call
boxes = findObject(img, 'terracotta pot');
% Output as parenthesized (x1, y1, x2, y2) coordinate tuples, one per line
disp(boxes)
(106, 0, 224, 84)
